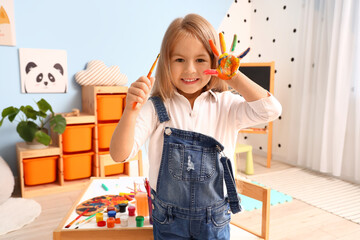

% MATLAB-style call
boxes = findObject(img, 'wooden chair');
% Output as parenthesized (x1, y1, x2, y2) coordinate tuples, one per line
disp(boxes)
(231, 179, 270, 240)
(238, 62, 275, 168)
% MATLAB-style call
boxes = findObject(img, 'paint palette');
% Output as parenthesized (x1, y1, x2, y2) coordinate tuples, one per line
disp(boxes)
(76, 195, 132, 216)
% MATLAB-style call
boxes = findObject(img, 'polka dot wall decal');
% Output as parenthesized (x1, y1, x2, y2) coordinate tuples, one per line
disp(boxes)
(244, 136, 247, 140)
(279, 116, 282, 120)
(266, 17, 269, 21)
(278, 144, 281, 148)
(227, 14, 230, 17)
(293, 28, 297, 33)
(259, 146, 262, 150)
(237, 40, 240, 43)
(291, 57, 295, 62)
(244, 19, 247, 22)
(283, 5, 287, 10)
(258, 54, 261, 58)
(275, 69, 277, 73)
(273, 39, 276, 43)
(288, 84, 292, 88)
(254, 9, 257, 13)
(250, 36, 253, 40)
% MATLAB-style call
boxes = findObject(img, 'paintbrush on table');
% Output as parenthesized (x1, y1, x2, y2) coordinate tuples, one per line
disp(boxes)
(65, 208, 89, 228)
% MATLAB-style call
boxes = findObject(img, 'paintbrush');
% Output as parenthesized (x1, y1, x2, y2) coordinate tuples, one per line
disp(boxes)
(132, 54, 160, 109)
(65, 208, 89, 228)
(74, 216, 94, 229)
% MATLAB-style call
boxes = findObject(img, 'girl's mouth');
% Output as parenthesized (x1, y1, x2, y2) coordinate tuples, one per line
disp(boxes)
(181, 78, 199, 84)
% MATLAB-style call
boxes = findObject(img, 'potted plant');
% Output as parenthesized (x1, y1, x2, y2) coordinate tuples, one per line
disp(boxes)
(0, 98, 66, 148)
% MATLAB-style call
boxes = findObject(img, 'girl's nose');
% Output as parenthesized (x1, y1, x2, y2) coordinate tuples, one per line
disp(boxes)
(185, 62, 196, 73)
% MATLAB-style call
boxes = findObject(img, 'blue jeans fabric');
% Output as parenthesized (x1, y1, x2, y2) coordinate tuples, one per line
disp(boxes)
(149, 96, 240, 240)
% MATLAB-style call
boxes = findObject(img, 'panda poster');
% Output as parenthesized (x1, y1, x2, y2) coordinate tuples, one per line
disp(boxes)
(0, 0, 16, 46)
(19, 48, 68, 93)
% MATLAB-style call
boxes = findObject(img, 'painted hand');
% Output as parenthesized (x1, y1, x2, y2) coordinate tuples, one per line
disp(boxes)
(204, 33, 250, 80)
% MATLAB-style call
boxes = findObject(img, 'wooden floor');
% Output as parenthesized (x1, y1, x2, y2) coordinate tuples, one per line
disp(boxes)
(1, 154, 360, 240)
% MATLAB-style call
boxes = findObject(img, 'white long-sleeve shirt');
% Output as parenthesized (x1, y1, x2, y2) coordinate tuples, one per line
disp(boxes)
(126, 90, 282, 190)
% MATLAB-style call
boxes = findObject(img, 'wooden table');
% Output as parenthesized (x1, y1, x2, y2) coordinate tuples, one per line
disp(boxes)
(53, 177, 154, 240)
(53, 177, 258, 240)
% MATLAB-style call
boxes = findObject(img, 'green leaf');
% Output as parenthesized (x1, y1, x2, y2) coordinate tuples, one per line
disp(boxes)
(50, 114, 66, 134)
(1, 107, 19, 122)
(34, 130, 51, 146)
(37, 98, 53, 115)
(20, 106, 38, 120)
(16, 121, 38, 142)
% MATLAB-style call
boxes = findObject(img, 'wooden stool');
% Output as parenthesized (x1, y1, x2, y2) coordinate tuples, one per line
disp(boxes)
(233, 144, 254, 175)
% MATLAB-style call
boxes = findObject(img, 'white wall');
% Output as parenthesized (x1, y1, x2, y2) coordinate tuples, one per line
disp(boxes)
(219, 0, 303, 163)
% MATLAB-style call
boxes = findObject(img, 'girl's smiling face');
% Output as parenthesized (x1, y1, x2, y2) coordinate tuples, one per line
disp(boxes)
(170, 35, 212, 104)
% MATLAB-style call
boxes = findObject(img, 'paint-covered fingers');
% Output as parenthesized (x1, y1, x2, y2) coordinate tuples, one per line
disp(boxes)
(230, 34, 237, 53)
(205, 33, 251, 80)
(238, 47, 251, 59)
(219, 32, 227, 54)
(127, 76, 153, 110)
(209, 39, 220, 57)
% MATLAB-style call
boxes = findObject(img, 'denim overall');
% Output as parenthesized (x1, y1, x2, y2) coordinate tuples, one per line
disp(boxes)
(150, 96, 241, 240)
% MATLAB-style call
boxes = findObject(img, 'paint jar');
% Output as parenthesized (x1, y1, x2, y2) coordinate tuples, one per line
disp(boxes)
(115, 218, 121, 224)
(108, 210, 116, 218)
(128, 205, 136, 216)
(120, 215, 128, 227)
(97, 220, 106, 227)
(107, 206, 115, 212)
(135, 192, 149, 217)
(136, 216, 145, 227)
(118, 203, 127, 213)
(107, 217, 115, 228)
(96, 212, 103, 223)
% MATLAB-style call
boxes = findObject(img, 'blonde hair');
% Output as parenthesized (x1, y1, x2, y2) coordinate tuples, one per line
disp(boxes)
(151, 13, 228, 101)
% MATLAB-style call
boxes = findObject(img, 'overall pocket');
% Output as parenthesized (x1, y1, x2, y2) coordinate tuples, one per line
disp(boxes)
(211, 204, 231, 228)
(168, 143, 217, 182)
(152, 200, 169, 225)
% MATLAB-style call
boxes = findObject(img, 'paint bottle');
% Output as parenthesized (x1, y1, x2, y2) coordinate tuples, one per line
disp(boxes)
(136, 216, 144, 227)
(128, 205, 136, 216)
(135, 192, 149, 217)
(107, 217, 115, 228)
(96, 212, 103, 223)
(108, 210, 116, 218)
(120, 215, 128, 227)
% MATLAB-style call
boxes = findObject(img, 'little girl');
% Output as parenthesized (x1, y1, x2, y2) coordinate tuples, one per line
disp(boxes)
(110, 13, 281, 240)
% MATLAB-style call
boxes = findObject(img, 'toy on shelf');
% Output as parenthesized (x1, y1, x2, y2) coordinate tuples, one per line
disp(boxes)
(75, 60, 128, 86)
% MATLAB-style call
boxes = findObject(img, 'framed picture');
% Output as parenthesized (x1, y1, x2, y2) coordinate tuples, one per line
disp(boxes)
(19, 48, 68, 93)
(0, 0, 16, 46)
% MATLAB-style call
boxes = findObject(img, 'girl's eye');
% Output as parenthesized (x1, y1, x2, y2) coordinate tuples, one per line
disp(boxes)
(175, 58, 185, 62)
(196, 59, 206, 63)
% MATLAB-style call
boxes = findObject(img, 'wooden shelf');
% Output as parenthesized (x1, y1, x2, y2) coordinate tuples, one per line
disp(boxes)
(16, 142, 61, 158)
(17, 86, 143, 198)
(63, 113, 96, 125)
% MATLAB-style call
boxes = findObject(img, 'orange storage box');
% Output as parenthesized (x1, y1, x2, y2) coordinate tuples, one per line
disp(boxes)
(23, 155, 58, 186)
(97, 94, 124, 121)
(62, 124, 94, 153)
(98, 122, 118, 150)
(63, 152, 94, 180)
(105, 163, 124, 176)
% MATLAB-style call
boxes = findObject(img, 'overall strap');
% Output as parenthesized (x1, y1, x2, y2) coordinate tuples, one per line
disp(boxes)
(149, 96, 170, 123)
(220, 156, 242, 214)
